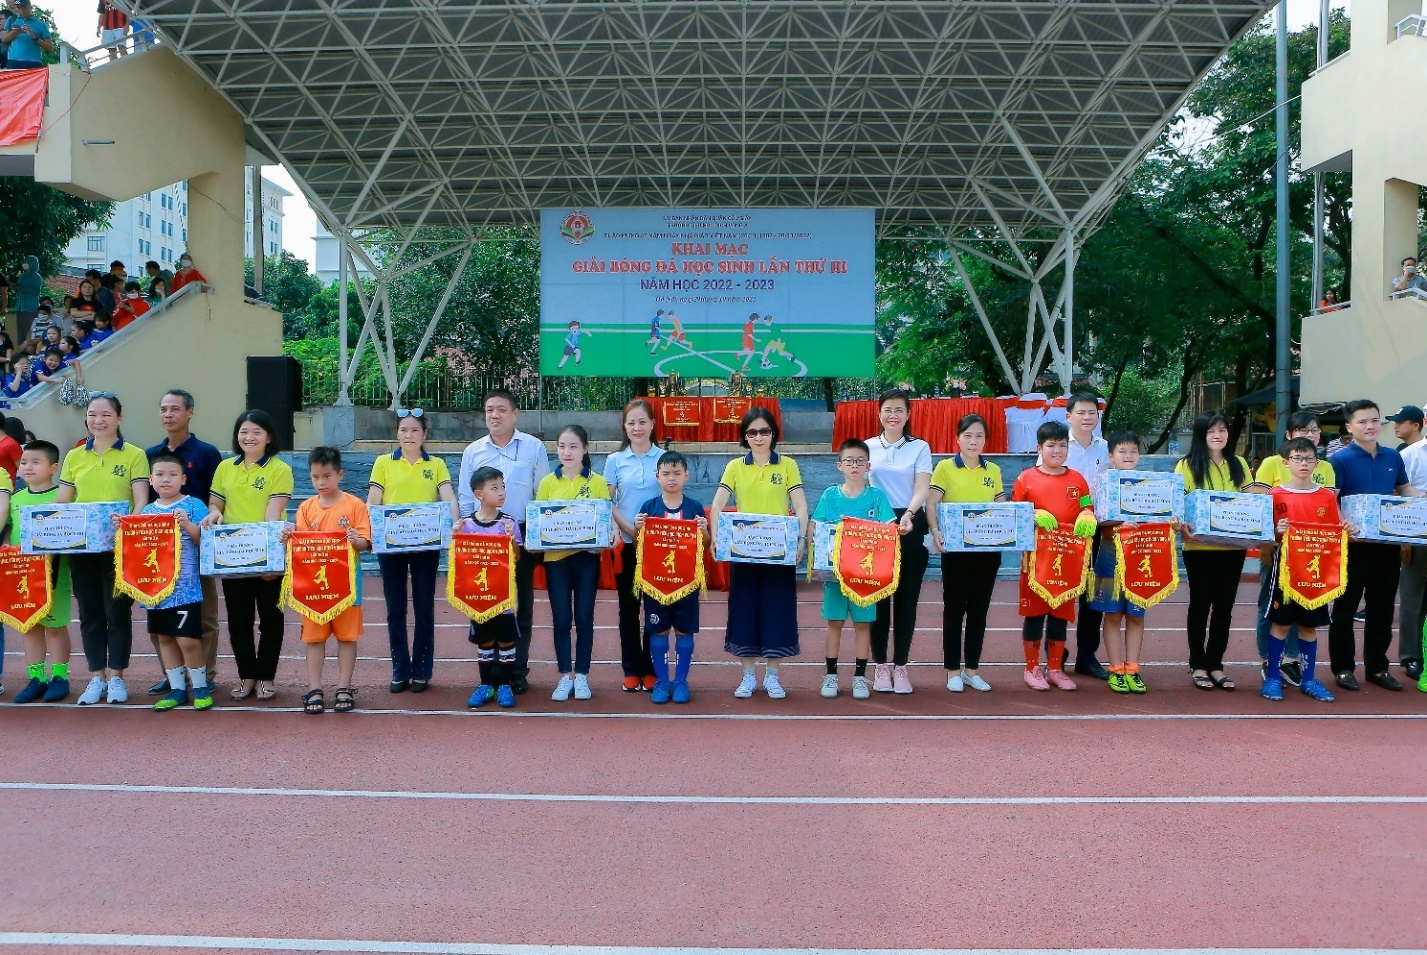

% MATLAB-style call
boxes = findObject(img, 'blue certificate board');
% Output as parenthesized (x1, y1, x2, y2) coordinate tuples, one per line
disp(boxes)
(935, 501, 1035, 552)
(200, 522, 287, 576)
(524, 500, 614, 552)
(714, 512, 801, 566)
(369, 504, 454, 554)
(20, 502, 129, 554)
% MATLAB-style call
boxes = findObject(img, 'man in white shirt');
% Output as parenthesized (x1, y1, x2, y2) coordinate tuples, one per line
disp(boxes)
(1065, 394, 1110, 680)
(1392, 405, 1427, 680)
(456, 389, 552, 693)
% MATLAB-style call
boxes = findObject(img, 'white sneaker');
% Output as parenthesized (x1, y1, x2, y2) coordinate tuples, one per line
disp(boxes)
(820, 674, 839, 698)
(78, 676, 106, 705)
(551, 674, 574, 701)
(734, 670, 757, 698)
(573, 673, 592, 700)
(946, 673, 965, 693)
(963, 670, 992, 692)
(851, 674, 871, 700)
(763, 671, 786, 699)
(106, 675, 128, 704)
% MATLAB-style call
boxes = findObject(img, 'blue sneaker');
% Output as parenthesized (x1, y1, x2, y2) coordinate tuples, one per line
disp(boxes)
(671, 680, 691, 704)
(649, 680, 673, 704)
(496, 684, 516, 708)
(1300, 678, 1335, 702)
(1260, 677, 1284, 702)
(467, 684, 496, 708)
(154, 687, 189, 711)
(14, 677, 48, 703)
(42, 677, 70, 703)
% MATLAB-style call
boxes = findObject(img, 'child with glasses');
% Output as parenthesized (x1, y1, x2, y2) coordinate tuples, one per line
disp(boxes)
(812, 438, 901, 699)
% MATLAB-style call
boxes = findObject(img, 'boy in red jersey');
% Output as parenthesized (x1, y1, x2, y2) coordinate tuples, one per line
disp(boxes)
(1011, 421, 1097, 690)
(1263, 436, 1343, 703)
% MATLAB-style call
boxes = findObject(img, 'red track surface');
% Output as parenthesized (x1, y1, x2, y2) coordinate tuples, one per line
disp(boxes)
(2, 579, 1425, 952)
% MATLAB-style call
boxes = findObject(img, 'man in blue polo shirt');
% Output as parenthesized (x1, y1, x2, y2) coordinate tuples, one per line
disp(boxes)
(1, 0, 52, 69)
(1329, 399, 1420, 692)
(145, 389, 223, 696)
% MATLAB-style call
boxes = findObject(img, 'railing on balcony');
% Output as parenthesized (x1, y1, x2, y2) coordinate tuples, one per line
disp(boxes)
(1396, 14, 1427, 38)
(1308, 299, 1351, 316)
(1388, 287, 1427, 304)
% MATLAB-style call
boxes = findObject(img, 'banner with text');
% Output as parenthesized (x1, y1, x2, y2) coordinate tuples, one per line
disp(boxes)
(540, 208, 875, 378)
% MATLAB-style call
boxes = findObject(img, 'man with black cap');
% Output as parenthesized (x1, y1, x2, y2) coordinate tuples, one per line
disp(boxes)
(1395, 405, 1427, 681)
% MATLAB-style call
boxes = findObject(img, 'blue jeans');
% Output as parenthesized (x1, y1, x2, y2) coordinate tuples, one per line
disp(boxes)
(545, 551, 599, 675)
(378, 550, 440, 683)
(1256, 555, 1300, 662)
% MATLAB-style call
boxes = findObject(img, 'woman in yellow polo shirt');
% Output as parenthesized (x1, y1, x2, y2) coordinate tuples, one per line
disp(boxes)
(203, 409, 293, 702)
(926, 413, 1005, 694)
(709, 406, 809, 700)
(57, 393, 151, 706)
(534, 424, 609, 703)
(366, 408, 457, 694)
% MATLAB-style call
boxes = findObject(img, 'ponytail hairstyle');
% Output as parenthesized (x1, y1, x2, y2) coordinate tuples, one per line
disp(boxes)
(617, 398, 658, 451)
(559, 424, 592, 472)
(877, 387, 915, 442)
(1183, 410, 1244, 488)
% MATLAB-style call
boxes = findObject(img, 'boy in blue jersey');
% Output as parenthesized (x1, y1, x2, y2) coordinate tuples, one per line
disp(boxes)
(634, 451, 708, 704)
(140, 452, 212, 711)
(557, 320, 591, 369)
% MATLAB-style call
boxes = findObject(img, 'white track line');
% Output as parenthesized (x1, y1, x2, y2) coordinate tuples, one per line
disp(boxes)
(0, 939, 1415, 955)
(1, 781, 1421, 806)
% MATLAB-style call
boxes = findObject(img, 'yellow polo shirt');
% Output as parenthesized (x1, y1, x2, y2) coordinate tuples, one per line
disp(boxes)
(368, 450, 452, 505)
(1254, 455, 1336, 490)
(718, 452, 802, 515)
(929, 455, 1003, 503)
(211, 455, 294, 524)
(534, 469, 610, 563)
(59, 438, 150, 504)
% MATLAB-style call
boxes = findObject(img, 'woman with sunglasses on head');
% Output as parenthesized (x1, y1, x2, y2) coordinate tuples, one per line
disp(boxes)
(603, 398, 663, 691)
(710, 407, 809, 699)
(865, 387, 933, 693)
(367, 408, 458, 694)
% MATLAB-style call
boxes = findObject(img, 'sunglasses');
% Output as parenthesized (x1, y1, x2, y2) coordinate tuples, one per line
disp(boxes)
(745, 427, 773, 438)
(397, 408, 424, 419)
(87, 391, 118, 401)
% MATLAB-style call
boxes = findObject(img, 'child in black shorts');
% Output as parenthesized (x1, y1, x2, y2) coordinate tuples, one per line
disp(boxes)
(634, 451, 708, 704)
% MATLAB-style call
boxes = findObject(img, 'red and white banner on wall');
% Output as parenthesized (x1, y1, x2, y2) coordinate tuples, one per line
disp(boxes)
(0, 68, 48, 147)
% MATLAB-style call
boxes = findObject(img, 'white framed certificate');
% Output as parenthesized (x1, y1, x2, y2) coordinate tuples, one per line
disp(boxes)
(369, 504, 453, 553)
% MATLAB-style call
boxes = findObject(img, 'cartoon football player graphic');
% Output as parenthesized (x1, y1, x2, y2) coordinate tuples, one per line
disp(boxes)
(646, 309, 663, 354)
(558, 320, 592, 369)
(758, 314, 794, 369)
(737, 311, 759, 369)
(660, 310, 688, 351)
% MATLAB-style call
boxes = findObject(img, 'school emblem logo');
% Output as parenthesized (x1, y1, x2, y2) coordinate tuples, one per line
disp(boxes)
(423, 470, 433, 480)
(983, 477, 995, 488)
(560, 210, 595, 246)
(253, 477, 266, 490)
(111, 465, 126, 477)
(771, 474, 784, 485)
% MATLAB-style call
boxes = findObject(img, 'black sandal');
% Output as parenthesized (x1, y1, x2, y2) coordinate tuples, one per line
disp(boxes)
(333, 687, 356, 713)
(302, 688, 325, 714)
(1191, 672, 1215, 691)
(1210, 671, 1237, 691)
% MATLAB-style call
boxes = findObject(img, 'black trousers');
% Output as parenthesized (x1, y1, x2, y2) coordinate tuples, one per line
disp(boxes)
(941, 551, 1000, 670)
(1329, 541, 1401, 675)
(513, 537, 537, 678)
(871, 507, 928, 666)
(72, 552, 133, 672)
(222, 575, 285, 681)
(614, 547, 653, 678)
(1074, 533, 1103, 666)
(1183, 549, 1247, 672)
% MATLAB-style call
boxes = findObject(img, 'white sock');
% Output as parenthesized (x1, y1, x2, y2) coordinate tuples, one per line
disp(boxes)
(188, 667, 207, 690)
(742, 664, 756, 677)
(166, 666, 187, 690)
(765, 661, 779, 676)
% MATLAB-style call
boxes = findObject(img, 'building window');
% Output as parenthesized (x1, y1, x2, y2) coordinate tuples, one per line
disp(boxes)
(181, 203, 187, 216)
(87, 236, 104, 251)
(181, 228, 186, 242)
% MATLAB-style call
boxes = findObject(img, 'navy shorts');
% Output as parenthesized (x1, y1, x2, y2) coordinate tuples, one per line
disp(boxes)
(1267, 589, 1330, 629)
(468, 613, 520, 646)
(148, 601, 203, 639)
(645, 592, 699, 635)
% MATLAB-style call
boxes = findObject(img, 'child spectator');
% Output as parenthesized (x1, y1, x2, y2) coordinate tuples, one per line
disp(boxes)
(79, 316, 113, 350)
(7, 441, 74, 703)
(812, 439, 898, 700)
(146, 277, 167, 304)
(461, 466, 523, 710)
(112, 282, 150, 330)
(284, 446, 370, 715)
(3, 357, 31, 401)
(1262, 436, 1342, 703)
(634, 450, 708, 705)
(1087, 431, 1154, 694)
(31, 349, 72, 386)
(138, 452, 212, 711)
(22, 305, 55, 356)
(1011, 420, 1096, 691)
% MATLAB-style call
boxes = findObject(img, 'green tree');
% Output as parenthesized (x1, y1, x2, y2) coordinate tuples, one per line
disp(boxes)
(245, 251, 324, 337)
(0, 179, 113, 279)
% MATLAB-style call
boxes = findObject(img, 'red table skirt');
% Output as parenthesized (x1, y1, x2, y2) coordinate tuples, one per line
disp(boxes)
(831, 397, 1015, 454)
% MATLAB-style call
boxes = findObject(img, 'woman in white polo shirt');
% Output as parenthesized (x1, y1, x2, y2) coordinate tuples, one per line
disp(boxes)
(866, 388, 933, 694)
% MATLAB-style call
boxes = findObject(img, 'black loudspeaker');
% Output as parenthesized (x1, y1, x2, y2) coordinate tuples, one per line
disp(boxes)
(246, 356, 303, 451)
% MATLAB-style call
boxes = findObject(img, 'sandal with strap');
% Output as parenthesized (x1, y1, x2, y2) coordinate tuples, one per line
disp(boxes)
(1210, 671, 1237, 691)
(302, 688, 325, 715)
(1191, 671, 1215, 691)
(333, 687, 356, 713)
(256, 681, 278, 702)
(230, 680, 255, 702)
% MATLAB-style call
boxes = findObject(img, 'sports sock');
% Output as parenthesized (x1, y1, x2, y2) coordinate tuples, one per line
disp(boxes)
(1299, 638, 1318, 678)
(825, 656, 838, 675)
(27, 662, 43, 680)
(650, 634, 670, 682)
(166, 666, 187, 690)
(1047, 641, 1066, 673)
(1124, 662, 1139, 675)
(1022, 639, 1040, 670)
(766, 661, 780, 676)
(854, 657, 868, 677)
(476, 646, 495, 686)
(49, 661, 68, 680)
(188, 667, 207, 690)
(1109, 664, 1126, 675)
(1266, 634, 1285, 676)
(743, 663, 757, 678)
(674, 635, 694, 683)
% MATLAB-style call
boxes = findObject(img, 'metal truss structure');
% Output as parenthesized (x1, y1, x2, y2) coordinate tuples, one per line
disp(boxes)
(123, 0, 1273, 403)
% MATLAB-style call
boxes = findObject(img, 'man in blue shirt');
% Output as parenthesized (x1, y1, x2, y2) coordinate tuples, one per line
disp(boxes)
(1328, 399, 1420, 692)
(144, 389, 224, 695)
(1, 1, 52, 69)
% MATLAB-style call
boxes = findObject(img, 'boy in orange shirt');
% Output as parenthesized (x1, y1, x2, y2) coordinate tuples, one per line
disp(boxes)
(283, 446, 371, 713)
(1011, 421, 1097, 691)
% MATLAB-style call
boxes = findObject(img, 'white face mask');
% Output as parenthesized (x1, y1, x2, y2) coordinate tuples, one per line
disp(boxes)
(180, 259, 192, 268)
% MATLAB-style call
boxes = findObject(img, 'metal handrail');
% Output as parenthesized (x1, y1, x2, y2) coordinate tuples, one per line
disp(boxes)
(1388, 287, 1427, 303)
(55, 30, 160, 72)
(1397, 15, 1427, 38)
(1308, 300, 1350, 316)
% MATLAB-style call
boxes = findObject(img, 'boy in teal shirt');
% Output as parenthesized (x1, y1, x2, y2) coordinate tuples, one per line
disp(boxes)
(9, 441, 74, 703)
(812, 438, 899, 699)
